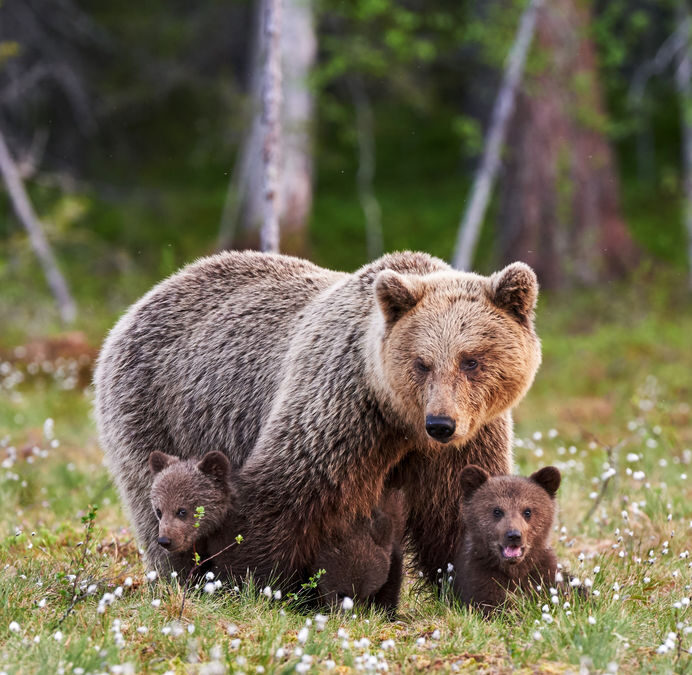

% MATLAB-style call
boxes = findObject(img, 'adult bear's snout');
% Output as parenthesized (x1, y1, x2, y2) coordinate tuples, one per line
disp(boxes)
(425, 415, 456, 441)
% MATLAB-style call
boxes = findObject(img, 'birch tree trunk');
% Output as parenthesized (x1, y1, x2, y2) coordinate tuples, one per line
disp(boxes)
(260, 0, 283, 253)
(218, 0, 315, 254)
(0, 128, 76, 324)
(496, 0, 637, 288)
(674, 1, 692, 290)
(452, 0, 542, 271)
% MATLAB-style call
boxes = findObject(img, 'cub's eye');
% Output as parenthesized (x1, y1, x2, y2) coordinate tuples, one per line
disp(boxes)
(414, 358, 431, 373)
(493, 507, 504, 519)
(523, 508, 532, 520)
(154, 508, 162, 519)
(176, 508, 187, 518)
(461, 358, 478, 372)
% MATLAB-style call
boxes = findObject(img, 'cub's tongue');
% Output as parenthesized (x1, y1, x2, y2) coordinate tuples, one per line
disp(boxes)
(502, 546, 522, 559)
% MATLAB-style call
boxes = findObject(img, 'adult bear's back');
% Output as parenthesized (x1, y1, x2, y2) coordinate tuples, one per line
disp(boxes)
(95, 251, 345, 468)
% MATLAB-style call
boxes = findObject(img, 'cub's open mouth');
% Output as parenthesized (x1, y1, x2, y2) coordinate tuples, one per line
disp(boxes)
(500, 545, 524, 561)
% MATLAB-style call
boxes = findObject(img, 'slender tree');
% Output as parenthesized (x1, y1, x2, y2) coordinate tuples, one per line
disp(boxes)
(0, 128, 76, 323)
(218, 0, 315, 254)
(452, 0, 542, 271)
(260, 0, 283, 253)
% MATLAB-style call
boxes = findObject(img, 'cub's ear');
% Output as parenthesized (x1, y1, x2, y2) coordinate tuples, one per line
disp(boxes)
(460, 464, 490, 500)
(149, 451, 178, 475)
(530, 466, 561, 497)
(370, 508, 394, 548)
(489, 262, 538, 326)
(374, 270, 425, 324)
(196, 451, 231, 484)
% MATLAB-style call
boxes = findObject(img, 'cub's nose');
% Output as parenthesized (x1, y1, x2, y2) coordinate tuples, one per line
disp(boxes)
(505, 530, 522, 545)
(157, 536, 172, 549)
(425, 415, 456, 441)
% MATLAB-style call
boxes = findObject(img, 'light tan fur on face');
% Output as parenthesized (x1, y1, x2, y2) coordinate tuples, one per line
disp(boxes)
(371, 264, 541, 451)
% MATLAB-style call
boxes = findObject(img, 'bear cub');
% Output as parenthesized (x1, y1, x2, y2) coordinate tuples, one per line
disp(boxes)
(149, 450, 238, 578)
(314, 489, 406, 614)
(453, 464, 561, 614)
(149, 450, 406, 612)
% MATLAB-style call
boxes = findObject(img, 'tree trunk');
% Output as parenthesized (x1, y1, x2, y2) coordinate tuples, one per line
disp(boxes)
(452, 0, 542, 271)
(0, 128, 77, 324)
(218, 0, 315, 254)
(260, 0, 283, 253)
(497, 0, 637, 288)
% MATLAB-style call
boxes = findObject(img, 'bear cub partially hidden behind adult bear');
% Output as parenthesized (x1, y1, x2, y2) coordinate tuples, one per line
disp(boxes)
(149, 450, 238, 579)
(314, 489, 406, 615)
(149, 450, 406, 612)
(453, 464, 561, 614)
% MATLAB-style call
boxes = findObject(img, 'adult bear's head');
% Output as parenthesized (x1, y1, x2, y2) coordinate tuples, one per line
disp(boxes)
(372, 262, 541, 450)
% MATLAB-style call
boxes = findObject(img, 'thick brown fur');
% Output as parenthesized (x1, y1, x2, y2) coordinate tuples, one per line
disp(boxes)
(314, 489, 406, 613)
(453, 465, 560, 615)
(148, 451, 239, 578)
(94, 251, 541, 587)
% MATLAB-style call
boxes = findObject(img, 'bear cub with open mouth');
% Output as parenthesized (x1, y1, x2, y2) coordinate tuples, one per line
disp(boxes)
(453, 464, 561, 614)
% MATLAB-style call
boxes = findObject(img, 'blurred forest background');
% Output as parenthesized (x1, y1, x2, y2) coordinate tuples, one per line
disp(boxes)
(0, 0, 691, 339)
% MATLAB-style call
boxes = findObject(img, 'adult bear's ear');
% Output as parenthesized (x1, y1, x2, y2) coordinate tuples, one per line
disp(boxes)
(375, 270, 425, 324)
(460, 464, 489, 500)
(488, 262, 538, 326)
(530, 466, 561, 498)
(370, 508, 394, 548)
(197, 451, 231, 484)
(149, 451, 178, 475)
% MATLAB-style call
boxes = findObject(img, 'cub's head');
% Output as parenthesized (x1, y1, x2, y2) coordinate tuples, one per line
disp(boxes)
(460, 465, 560, 569)
(373, 262, 541, 449)
(315, 503, 399, 607)
(148, 451, 234, 554)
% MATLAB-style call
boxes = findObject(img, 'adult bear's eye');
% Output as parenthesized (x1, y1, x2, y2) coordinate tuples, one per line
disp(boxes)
(523, 508, 532, 520)
(176, 508, 187, 518)
(493, 507, 504, 519)
(414, 358, 431, 373)
(461, 358, 478, 372)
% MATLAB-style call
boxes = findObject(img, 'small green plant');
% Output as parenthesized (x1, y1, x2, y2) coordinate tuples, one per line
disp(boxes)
(286, 568, 326, 604)
(193, 505, 205, 529)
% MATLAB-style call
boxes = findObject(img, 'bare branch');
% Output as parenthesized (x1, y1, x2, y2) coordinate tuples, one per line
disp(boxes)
(0, 127, 77, 324)
(452, 0, 542, 271)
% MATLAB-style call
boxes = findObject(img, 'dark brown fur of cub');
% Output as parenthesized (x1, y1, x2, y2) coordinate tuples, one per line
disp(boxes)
(314, 489, 406, 614)
(453, 465, 560, 614)
(149, 450, 238, 578)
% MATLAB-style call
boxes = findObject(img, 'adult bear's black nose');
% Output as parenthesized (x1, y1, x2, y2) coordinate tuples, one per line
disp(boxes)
(157, 536, 171, 549)
(425, 415, 456, 441)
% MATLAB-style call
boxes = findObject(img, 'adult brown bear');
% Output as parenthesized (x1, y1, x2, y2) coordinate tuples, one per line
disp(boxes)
(94, 251, 540, 589)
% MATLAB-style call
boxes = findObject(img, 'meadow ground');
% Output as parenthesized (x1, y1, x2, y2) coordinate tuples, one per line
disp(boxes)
(0, 278, 691, 674)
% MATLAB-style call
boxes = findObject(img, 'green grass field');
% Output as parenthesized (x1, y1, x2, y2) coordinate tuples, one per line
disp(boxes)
(0, 278, 691, 674)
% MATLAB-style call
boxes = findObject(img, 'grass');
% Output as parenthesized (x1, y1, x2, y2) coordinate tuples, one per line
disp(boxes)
(0, 279, 691, 674)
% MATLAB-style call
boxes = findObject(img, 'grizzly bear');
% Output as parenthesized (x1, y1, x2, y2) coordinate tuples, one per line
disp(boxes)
(314, 489, 406, 613)
(94, 251, 541, 590)
(453, 464, 560, 614)
(148, 450, 238, 579)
